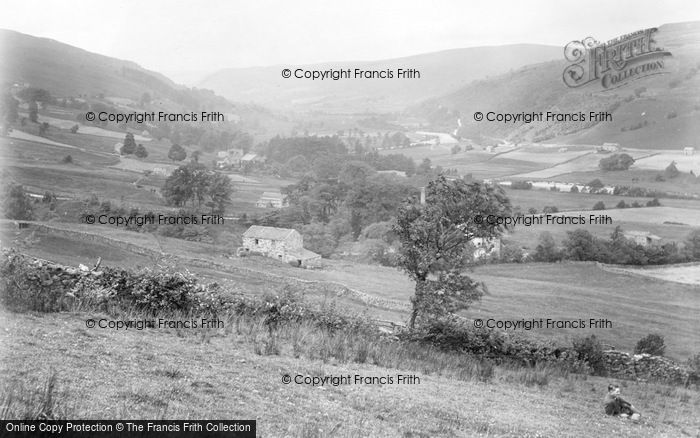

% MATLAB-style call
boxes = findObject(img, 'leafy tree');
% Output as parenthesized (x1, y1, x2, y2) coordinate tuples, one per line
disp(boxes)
(646, 198, 661, 207)
(1, 93, 19, 125)
(207, 172, 232, 215)
(684, 229, 700, 260)
(301, 222, 338, 257)
(599, 153, 635, 171)
(162, 163, 231, 212)
(17, 87, 52, 103)
(70, 124, 79, 134)
(167, 143, 187, 161)
(134, 144, 148, 158)
(120, 133, 137, 155)
(593, 201, 606, 210)
(394, 175, 511, 329)
(572, 335, 606, 375)
(588, 178, 604, 189)
(563, 229, 598, 261)
(38, 122, 49, 136)
(533, 232, 561, 262)
(664, 161, 680, 179)
(417, 158, 432, 175)
(634, 333, 665, 356)
(28, 101, 38, 123)
(616, 200, 628, 208)
(3, 184, 34, 220)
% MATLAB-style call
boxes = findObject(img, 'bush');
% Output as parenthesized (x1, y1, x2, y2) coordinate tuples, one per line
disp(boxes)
(510, 181, 532, 190)
(588, 178, 604, 189)
(634, 333, 665, 356)
(599, 153, 635, 171)
(533, 232, 562, 262)
(593, 201, 606, 210)
(572, 335, 607, 375)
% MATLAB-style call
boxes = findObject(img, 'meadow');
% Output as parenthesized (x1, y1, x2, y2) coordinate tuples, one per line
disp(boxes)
(4, 221, 699, 361)
(1, 307, 698, 437)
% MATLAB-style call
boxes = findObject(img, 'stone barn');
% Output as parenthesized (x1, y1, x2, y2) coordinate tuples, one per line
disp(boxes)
(241, 225, 321, 267)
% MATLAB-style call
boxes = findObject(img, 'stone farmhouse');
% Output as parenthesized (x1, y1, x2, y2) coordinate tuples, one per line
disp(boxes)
(240, 225, 321, 267)
(624, 230, 662, 247)
(216, 148, 244, 168)
(256, 192, 287, 208)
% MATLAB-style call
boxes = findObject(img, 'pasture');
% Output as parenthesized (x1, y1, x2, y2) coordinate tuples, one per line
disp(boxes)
(1, 308, 698, 437)
(6, 221, 700, 361)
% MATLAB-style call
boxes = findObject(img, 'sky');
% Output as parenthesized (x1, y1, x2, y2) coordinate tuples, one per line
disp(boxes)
(2, 0, 700, 84)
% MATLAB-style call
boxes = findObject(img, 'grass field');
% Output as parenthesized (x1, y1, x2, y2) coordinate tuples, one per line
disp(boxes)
(1, 309, 698, 437)
(5, 221, 699, 361)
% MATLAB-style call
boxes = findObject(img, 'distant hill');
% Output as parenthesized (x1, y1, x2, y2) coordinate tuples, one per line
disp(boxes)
(198, 45, 563, 113)
(0, 29, 290, 136)
(1, 29, 187, 101)
(414, 22, 700, 150)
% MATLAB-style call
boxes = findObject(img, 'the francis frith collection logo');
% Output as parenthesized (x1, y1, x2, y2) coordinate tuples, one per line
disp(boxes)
(563, 27, 672, 89)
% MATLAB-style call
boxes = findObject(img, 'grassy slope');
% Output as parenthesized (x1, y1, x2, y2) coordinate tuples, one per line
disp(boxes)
(4, 221, 700, 361)
(1, 309, 698, 437)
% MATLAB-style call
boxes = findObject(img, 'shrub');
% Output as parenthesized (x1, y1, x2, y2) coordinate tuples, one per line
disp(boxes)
(593, 201, 606, 210)
(510, 181, 532, 190)
(572, 335, 607, 375)
(634, 333, 666, 356)
(533, 232, 562, 262)
(588, 178, 604, 189)
(599, 153, 635, 171)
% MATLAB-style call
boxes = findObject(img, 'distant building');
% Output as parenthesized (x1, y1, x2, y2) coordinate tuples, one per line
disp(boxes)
(216, 148, 244, 168)
(241, 225, 321, 267)
(151, 167, 168, 176)
(241, 153, 261, 163)
(377, 170, 407, 178)
(597, 143, 621, 153)
(683, 147, 695, 156)
(256, 192, 287, 208)
(624, 231, 662, 247)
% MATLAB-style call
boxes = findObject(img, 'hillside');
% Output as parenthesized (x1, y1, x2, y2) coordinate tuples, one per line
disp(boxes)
(198, 45, 562, 113)
(415, 21, 700, 149)
(0, 29, 288, 135)
(1, 29, 186, 101)
(1, 308, 698, 437)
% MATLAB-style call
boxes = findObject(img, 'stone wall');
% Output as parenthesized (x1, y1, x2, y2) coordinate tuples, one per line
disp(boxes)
(603, 350, 694, 385)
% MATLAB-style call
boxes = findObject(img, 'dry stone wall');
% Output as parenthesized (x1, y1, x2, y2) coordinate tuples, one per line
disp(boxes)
(603, 350, 694, 385)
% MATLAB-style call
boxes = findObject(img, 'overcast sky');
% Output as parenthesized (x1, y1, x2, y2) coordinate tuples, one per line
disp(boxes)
(2, 0, 699, 84)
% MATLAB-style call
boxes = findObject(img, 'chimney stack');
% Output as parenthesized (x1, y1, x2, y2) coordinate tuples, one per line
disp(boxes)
(420, 187, 426, 204)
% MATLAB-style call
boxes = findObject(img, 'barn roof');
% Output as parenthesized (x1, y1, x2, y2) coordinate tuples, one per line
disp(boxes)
(259, 191, 285, 200)
(287, 247, 321, 261)
(243, 225, 297, 241)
